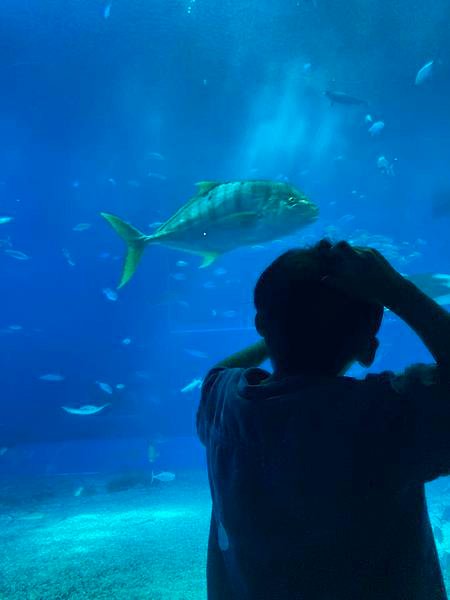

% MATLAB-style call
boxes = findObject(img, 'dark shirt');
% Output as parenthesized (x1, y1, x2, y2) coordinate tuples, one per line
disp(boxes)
(196, 364, 450, 600)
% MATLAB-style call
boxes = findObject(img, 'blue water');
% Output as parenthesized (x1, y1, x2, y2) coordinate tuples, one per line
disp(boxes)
(1, 0, 449, 597)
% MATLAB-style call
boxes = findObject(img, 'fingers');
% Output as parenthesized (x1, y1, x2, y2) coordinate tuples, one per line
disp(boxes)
(329, 240, 357, 263)
(334, 240, 353, 252)
(316, 238, 333, 251)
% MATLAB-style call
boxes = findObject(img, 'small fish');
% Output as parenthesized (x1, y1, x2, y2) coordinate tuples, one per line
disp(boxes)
(147, 172, 167, 181)
(181, 378, 203, 393)
(0, 217, 13, 225)
(338, 214, 355, 224)
(62, 404, 110, 415)
(275, 174, 289, 182)
(8, 325, 22, 331)
(135, 370, 151, 379)
(415, 60, 433, 86)
(171, 272, 187, 281)
(223, 310, 237, 318)
(72, 223, 92, 232)
(5, 249, 30, 260)
(364, 114, 373, 124)
(184, 348, 208, 359)
(0, 447, 8, 456)
(39, 374, 65, 382)
(151, 470, 175, 483)
(148, 444, 160, 463)
(176, 260, 189, 267)
(96, 381, 113, 395)
(325, 90, 367, 106)
(377, 155, 395, 176)
(213, 267, 227, 276)
(62, 248, 76, 267)
(203, 280, 216, 289)
(116, 383, 125, 390)
(368, 121, 385, 136)
(108, 178, 117, 185)
(122, 337, 132, 345)
(103, 288, 118, 301)
(74, 486, 84, 497)
(148, 152, 165, 161)
(303, 62, 312, 73)
(104, 3, 111, 18)
(72, 180, 80, 188)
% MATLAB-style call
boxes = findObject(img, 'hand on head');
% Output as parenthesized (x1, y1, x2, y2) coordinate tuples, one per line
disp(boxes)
(320, 239, 405, 306)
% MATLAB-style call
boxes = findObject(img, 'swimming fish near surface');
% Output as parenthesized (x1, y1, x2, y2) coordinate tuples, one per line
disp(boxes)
(101, 180, 318, 288)
(325, 90, 368, 106)
(62, 404, 110, 415)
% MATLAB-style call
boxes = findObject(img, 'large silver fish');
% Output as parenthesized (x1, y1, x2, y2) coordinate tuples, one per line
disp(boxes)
(102, 180, 319, 288)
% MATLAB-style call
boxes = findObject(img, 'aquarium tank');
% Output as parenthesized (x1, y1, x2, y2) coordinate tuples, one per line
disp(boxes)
(1, 0, 449, 598)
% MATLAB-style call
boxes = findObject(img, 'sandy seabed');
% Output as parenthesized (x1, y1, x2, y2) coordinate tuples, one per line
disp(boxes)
(0, 470, 210, 600)
(0, 471, 449, 599)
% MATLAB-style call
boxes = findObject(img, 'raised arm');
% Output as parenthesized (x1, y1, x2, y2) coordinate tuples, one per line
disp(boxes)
(213, 340, 269, 369)
(385, 279, 450, 371)
(325, 241, 450, 373)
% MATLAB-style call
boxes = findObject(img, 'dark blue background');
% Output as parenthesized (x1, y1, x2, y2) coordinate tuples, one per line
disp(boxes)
(0, 0, 449, 450)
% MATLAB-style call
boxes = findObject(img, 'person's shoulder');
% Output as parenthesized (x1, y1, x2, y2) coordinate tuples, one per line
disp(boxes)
(362, 363, 446, 394)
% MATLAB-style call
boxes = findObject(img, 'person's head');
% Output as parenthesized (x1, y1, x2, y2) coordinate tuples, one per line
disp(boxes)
(254, 240, 384, 376)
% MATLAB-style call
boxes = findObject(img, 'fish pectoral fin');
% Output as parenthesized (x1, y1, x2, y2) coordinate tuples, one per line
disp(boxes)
(200, 252, 219, 268)
(215, 211, 260, 228)
(195, 181, 222, 196)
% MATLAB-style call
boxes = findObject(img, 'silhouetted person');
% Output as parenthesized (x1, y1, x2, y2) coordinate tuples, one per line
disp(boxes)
(197, 239, 450, 600)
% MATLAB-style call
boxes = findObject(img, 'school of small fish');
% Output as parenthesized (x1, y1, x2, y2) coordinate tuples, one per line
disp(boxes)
(0, 29, 448, 506)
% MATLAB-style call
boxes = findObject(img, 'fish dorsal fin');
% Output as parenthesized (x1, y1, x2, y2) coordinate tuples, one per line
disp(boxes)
(154, 182, 222, 236)
(195, 181, 221, 196)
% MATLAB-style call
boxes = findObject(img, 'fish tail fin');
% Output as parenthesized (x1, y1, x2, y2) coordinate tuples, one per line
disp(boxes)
(200, 252, 219, 268)
(101, 213, 150, 288)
